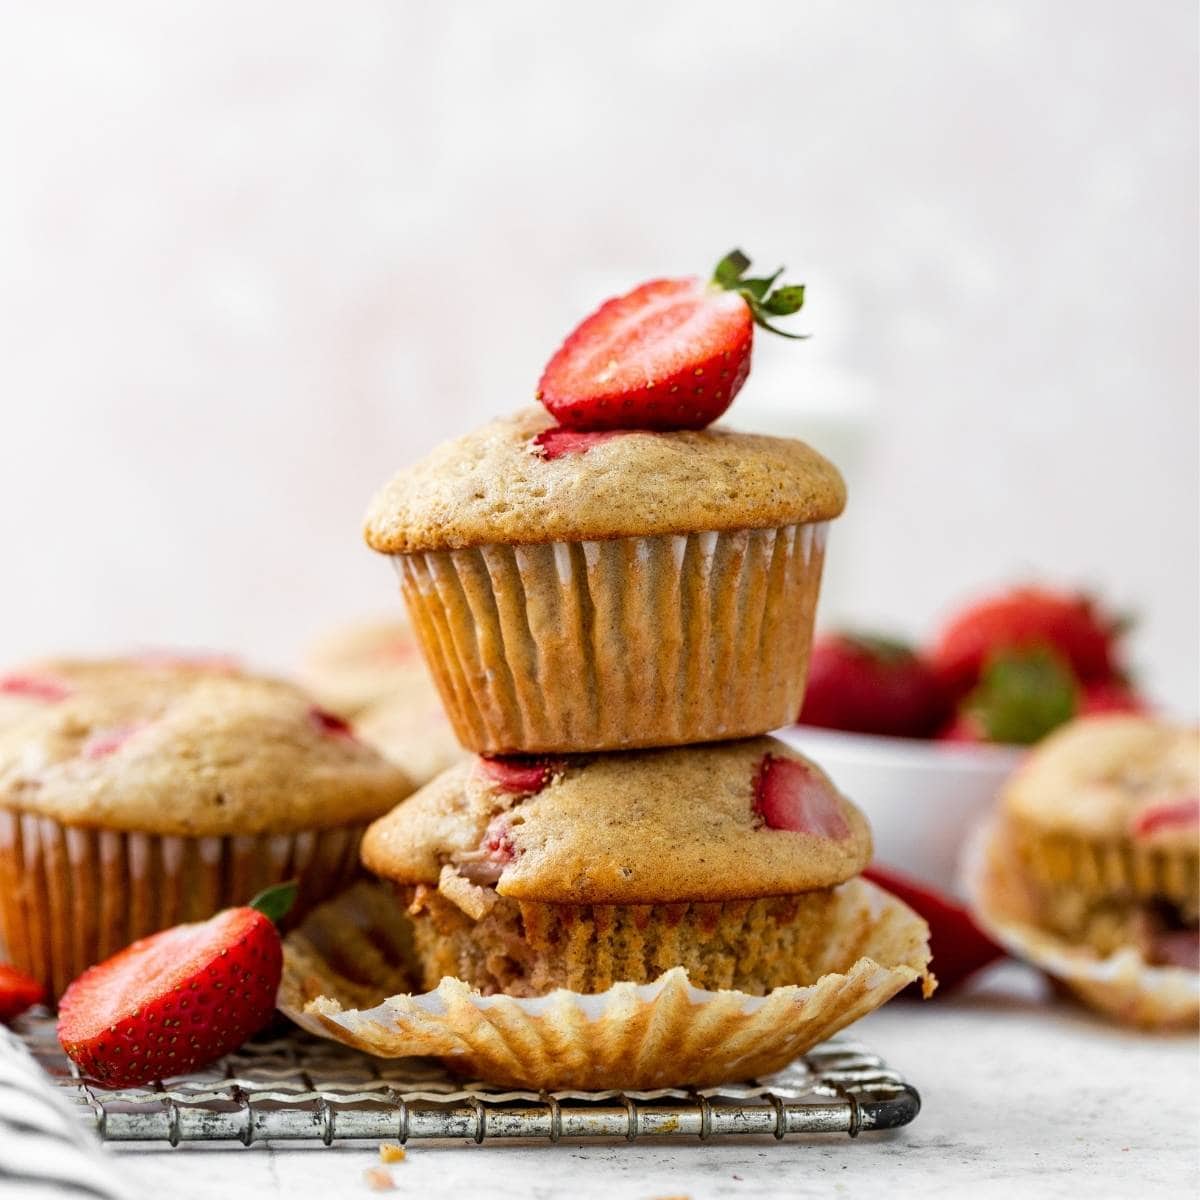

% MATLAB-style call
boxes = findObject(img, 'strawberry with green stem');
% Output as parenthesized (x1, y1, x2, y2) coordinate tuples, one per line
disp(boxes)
(57, 881, 296, 1087)
(536, 249, 807, 432)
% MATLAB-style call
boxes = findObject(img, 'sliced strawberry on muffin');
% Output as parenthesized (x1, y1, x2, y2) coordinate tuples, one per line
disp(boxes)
(536, 249, 807, 432)
(58, 883, 293, 1086)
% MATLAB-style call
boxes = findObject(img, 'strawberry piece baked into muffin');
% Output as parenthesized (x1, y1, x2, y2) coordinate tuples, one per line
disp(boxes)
(971, 715, 1199, 1027)
(0, 651, 244, 733)
(0, 674, 415, 997)
(364, 250, 843, 754)
(362, 737, 883, 996)
(301, 617, 465, 787)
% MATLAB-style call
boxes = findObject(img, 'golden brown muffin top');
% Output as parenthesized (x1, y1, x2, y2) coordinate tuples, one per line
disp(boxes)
(361, 736, 872, 904)
(1003, 715, 1200, 849)
(0, 652, 248, 733)
(364, 407, 846, 554)
(0, 675, 415, 835)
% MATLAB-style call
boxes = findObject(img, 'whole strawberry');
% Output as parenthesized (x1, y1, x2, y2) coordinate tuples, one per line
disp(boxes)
(0, 963, 44, 1023)
(931, 586, 1124, 700)
(798, 633, 947, 739)
(57, 882, 294, 1087)
(537, 249, 807, 431)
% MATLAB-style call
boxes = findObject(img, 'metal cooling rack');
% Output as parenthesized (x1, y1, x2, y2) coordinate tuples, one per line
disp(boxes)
(17, 1012, 919, 1147)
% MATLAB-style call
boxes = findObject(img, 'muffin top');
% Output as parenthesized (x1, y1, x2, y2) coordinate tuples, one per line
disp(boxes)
(362, 736, 871, 904)
(300, 617, 433, 718)
(0, 675, 415, 835)
(1003, 716, 1199, 849)
(0, 653, 245, 732)
(364, 407, 846, 554)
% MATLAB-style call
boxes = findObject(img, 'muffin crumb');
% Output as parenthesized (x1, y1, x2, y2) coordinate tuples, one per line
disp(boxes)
(379, 1142, 406, 1163)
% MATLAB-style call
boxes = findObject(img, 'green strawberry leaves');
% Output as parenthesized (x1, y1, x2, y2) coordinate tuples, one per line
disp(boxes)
(249, 880, 298, 925)
(711, 248, 809, 338)
(965, 647, 1078, 745)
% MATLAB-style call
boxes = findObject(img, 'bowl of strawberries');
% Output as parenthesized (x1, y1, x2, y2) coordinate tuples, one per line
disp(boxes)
(780, 584, 1147, 903)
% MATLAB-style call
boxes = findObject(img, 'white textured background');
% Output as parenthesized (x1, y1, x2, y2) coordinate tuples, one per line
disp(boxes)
(0, 1, 1196, 710)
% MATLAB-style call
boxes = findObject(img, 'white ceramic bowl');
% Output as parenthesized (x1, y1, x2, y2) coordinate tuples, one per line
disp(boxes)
(777, 725, 1025, 897)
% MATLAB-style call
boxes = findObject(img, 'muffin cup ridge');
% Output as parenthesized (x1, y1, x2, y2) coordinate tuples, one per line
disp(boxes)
(0, 809, 367, 998)
(394, 522, 829, 754)
(279, 877, 931, 1091)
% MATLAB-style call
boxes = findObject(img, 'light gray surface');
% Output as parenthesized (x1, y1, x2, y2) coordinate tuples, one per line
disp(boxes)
(110, 964, 1198, 1199)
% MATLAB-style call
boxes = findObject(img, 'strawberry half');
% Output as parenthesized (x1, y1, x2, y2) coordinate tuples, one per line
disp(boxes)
(0, 963, 44, 1023)
(864, 864, 1005, 992)
(57, 883, 294, 1087)
(752, 754, 850, 839)
(536, 249, 807, 431)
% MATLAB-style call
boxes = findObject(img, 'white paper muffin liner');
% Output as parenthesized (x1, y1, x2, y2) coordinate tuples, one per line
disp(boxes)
(0, 809, 366, 998)
(393, 523, 829, 754)
(962, 818, 1199, 1030)
(278, 877, 932, 1091)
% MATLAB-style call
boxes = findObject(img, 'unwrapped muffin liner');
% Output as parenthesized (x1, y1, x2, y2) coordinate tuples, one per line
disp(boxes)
(0, 809, 366, 998)
(394, 523, 828, 754)
(963, 818, 1199, 1030)
(278, 877, 932, 1091)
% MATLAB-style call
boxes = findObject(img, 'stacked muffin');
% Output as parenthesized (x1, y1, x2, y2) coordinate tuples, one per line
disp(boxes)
(354, 406, 927, 1013)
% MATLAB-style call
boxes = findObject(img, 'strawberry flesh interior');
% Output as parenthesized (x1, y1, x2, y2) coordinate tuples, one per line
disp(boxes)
(0, 673, 71, 702)
(532, 428, 628, 459)
(58, 909, 270, 1043)
(752, 755, 850, 839)
(479, 755, 561, 795)
(1130, 796, 1200, 838)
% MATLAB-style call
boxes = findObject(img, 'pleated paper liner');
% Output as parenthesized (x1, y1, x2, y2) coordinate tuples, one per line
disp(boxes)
(0, 809, 366, 998)
(963, 818, 1199, 1030)
(279, 877, 933, 1091)
(393, 522, 828, 754)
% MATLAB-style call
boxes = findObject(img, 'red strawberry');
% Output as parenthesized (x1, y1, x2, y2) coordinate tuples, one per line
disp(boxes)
(753, 754, 850, 839)
(864, 864, 1005, 992)
(479, 754, 564, 795)
(1129, 796, 1199, 839)
(798, 633, 947, 738)
(82, 722, 149, 760)
(308, 706, 356, 740)
(57, 883, 294, 1087)
(0, 673, 71, 702)
(536, 249, 807, 432)
(938, 648, 1078, 745)
(1079, 679, 1149, 717)
(0, 963, 44, 1023)
(931, 586, 1123, 699)
(532, 428, 628, 459)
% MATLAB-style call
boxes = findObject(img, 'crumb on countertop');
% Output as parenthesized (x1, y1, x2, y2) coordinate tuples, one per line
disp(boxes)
(364, 1166, 395, 1191)
(379, 1142, 407, 1163)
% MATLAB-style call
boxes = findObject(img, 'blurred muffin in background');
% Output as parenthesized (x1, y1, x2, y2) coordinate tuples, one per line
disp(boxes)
(971, 714, 1199, 1028)
(0, 651, 245, 733)
(302, 617, 465, 787)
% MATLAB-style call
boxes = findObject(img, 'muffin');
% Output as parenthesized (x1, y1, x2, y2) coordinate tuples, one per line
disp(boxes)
(361, 735, 873, 996)
(0, 652, 243, 733)
(301, 618, 466, 787)
(0, 674, 415, 997)
(364, 407, 846, 753)
(996, 716, 1198, 967)
(300, 617, 429, 718)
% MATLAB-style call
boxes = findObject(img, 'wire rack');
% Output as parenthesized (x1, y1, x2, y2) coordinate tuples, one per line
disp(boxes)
(17, 1013, 919, 1148)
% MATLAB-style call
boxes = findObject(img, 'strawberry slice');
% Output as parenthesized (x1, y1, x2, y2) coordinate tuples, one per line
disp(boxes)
(536, 249, 807, 432)
(0, 963, 44, 1023)
(0, 673, 71, 702)
(57, 883, 294, 1087)
(1130, 796, 1200, 839)
(752, 754, 850, 839)
(864, 863, 1005, 992)
(308, 706, 357, 740)
(479, 754, 564, 795)
(532, 428, 628, 459)
(82, 722, 149, 760)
